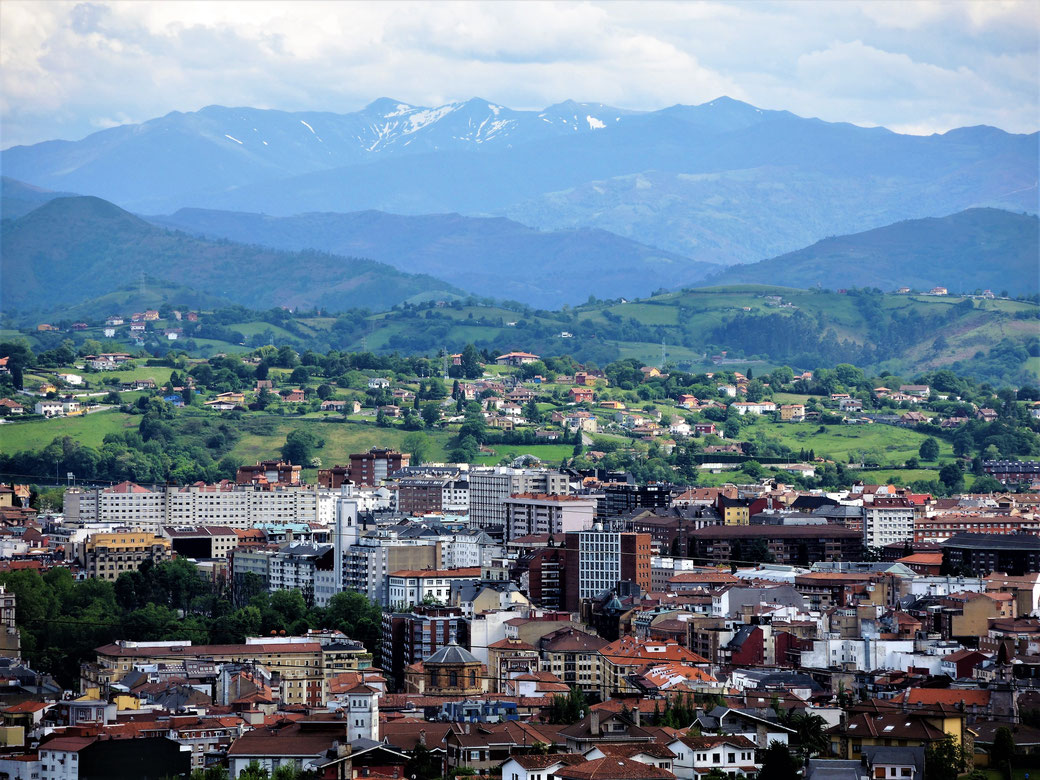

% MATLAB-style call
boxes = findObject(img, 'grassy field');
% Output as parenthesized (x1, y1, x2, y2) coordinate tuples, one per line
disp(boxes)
(471, 443, 574, 466)
(1, 410, 136, 452)
(229, 321, 298, 340)
(227, 417, 454, 467)
(86, 365, 176, 385)
(751, 420, 956, 466)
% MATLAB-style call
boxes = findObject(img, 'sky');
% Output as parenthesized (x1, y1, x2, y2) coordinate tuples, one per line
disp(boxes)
(1, 0, 1037, 148)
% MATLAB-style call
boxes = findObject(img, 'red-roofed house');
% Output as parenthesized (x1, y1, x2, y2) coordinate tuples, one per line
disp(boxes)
(668, 735, 761, 778)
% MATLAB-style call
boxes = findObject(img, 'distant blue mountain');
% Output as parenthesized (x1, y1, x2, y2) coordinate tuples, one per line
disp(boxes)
(3, 97, 1036, 268)
(148, 207, 718, 308)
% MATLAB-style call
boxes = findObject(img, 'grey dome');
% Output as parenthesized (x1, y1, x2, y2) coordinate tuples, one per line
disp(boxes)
(425, 642, 480, 665)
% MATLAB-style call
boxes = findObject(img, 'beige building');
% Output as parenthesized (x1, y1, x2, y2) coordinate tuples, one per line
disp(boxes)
(79, 531, 172, 580)
(84, 636, 364, 706)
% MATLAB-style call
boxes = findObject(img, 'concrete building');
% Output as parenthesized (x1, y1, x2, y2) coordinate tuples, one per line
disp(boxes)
(468, 467, 570, 537)
(66, 483, 334, 528)
(79, 531, 172, 581)
(864, 498, 916, 549)
(504, 494, 597, 541)
(563, 529, 652, 611)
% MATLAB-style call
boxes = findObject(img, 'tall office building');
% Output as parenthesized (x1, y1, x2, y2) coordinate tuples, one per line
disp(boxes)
(468, 468, 570, 536)
(562, 528, 652, 611)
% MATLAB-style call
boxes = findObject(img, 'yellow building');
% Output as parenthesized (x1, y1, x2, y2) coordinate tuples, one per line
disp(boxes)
(83, 637, 356, 706)
(80, 532, 172, 581)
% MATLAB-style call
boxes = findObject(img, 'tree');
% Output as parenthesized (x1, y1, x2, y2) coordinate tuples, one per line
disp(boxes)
(524, 398, 541, 423)
(403, 432, 430, 466)
(548, 685, 587, 723)
(405, 744, 441, 780)
(939, 461, 965, 492)
(420, 403, 441, 428)
(191, 768, 230, 780)
(281, 429, 321, 464)
(919, 437, 940, 461)
(991, 725, 1015, 777)
(971, 475, 1005, 493)
(758, 741, 799, 780)
(237, 763, 270, 780)
(459, 344, 483, 379)
(789, 712, 829, 759)
(925, 735, 965, 780)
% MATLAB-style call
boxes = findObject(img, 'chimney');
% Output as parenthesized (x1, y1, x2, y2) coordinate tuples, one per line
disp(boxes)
(590, 709, 600, 736)
(633, 705, 641, 727)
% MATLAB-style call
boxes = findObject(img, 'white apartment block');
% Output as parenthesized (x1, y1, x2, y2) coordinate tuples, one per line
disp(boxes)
(503, 494, 596, 541)
(386, 569, 481, 609)
(800, 637, 916, 671)
(468, 467, 570, 535)
(863, 503, 915, 549)
(65, 484, 335, 529)
(577, 530, 622, 602)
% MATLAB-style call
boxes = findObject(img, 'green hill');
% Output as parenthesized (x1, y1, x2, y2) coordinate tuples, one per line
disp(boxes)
(705, 208, 1039, 296)
(0, 196, 465, 315)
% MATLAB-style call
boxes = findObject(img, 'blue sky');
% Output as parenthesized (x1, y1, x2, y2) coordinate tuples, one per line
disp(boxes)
(1, 0, 1037, 148)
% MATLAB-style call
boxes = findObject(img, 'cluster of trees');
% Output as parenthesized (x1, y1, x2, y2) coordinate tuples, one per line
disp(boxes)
(0, 559, 383, 689)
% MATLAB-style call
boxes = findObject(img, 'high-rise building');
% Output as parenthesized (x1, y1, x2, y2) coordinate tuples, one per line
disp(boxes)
(562, 528, 652, 611)
(468, 468, 570, 536)
(346, 448, 410, 487)
(863, 498, 916, 549)
(504, 494, 597, 541)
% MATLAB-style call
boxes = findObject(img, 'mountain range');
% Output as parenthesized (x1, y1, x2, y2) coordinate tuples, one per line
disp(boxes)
(0, 196, 462, 315)
(148, 207, 719, 307)
(707, 208, 1040, 296)
(3, 97, 1035, 272)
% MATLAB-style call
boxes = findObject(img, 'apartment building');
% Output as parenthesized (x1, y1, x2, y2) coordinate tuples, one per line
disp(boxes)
(79, 532, 172, 581)
(386, 567, 482, 609)
(468, 467, 570, 536)
(84, 637, 354, 706)
(343, 536, 441, 606)
(864, 498, 916, 549)
(340, 448, 410, 487)
(65, 483, 335, 528)
(380, 607, 464, 688)
(503, 493, 597, 541)
(162, 526, 239, 559)
(563, 529, 652, 611)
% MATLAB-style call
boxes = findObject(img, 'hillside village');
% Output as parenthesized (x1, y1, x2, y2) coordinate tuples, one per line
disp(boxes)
(0, 333, 1038, 779)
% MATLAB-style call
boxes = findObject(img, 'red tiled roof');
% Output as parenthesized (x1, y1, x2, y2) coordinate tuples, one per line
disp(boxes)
(555, 756, 675, 779)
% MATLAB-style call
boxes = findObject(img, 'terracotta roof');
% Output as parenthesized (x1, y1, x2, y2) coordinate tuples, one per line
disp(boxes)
(896, 553, 944, 565)
(678, 735, 757, 750)
(38, 736, 97, 752)
(667, 571, 739, 584)
(510, 754, 587, 770)
(555, 756, 676, 779)
(896, 688, 991, 707)
(589, 743, 677, 759)
(3, 701, 51, 713)
(599, 635, 709, 665)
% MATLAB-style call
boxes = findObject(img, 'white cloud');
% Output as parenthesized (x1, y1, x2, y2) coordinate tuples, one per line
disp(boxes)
(0, 0, 1036, 148)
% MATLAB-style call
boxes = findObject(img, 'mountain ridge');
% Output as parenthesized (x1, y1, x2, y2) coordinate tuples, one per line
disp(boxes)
(702, 207, 1040, 296)
(3, 97, 1035, 272)
(0, 195, 465, 314)
(148, 206, 721, 308)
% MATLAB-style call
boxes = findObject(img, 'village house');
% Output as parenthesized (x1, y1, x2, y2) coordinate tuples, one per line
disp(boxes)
(731, 401, 777, 416)
(569, 387, 595, 404)
(496, 352, 540, 366)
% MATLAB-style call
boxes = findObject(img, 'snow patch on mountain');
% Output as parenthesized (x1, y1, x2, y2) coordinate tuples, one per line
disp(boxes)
(586, 115, 605, 129)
